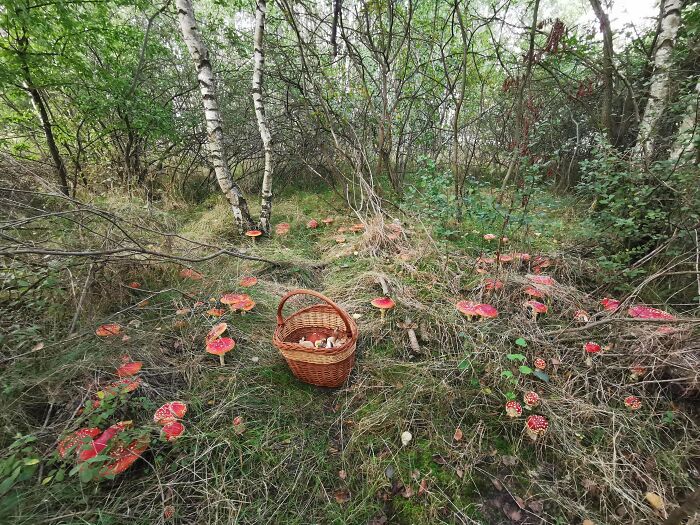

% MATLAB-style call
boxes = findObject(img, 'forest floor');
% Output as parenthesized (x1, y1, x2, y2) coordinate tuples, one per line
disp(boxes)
(1, 188, 698, 525)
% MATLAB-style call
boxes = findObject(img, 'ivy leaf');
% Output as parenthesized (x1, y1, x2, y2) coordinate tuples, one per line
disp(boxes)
(519, 365, 533, 375)
(501, 370, 514, 379)
(515, 338, 528, 347)
(533, 370, 550, 382)
(506, 353, 526, 362)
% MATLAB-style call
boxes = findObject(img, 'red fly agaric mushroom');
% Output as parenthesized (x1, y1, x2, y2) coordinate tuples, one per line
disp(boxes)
(116, 360, 142, 377)
(630, 364, 647, 378)
(483, 233, 496, 241)
(239, 276, 258, 287)
(78, 421, 133, 462)
(245, 230, 263, 243)
(475, 303, 498, 319)
(501, 236, 509, 244)
(528, 275, 556, 286)
(456, 300, 479, 321)
(127, 282, 141, 289)
(221, 293, 253, 312)
(307, 219, 319, 229)
(97, 436, 149, 478)
(505, 401, 522, 418)
(523, 391, 540, 408)
(322, 217, 334, 226)
(57, 428, 101, 458)
(162, 421, 186, 442)
(371, 297, 395, 321)
(525, 415, 549, 440)
(573, 309, 590, 323)
(624, 396, 642, 411)
(206, 322, 228, 343)
(179, 268, 203, 280)
(484, 279, 504, 292)
(534, 358, 546, 370)
(206, 337, 235, 366)
(96, 323, 121, 337)
(233, 416, 245, 435)
(498, 254, 513, 263)
(600, 297, 620, 311)
(627, 305, 676, 320)
(524, 286, 546, 299)
(153, 401, 187, 425)
(524, 300, 548, 319)
(584, 341, 601, 354)
(275, 222, 290, 235)
(207, 308, 226, 317)
(349, 223, 365, 232)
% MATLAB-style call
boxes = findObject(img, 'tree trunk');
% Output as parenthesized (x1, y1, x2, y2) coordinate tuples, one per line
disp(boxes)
(253, 0, 274, 233)
(669, 78, 700, 164)
(636, 0, 683, 159)
(589, 0, 615, 142)
(175, 0, 254, 232)
(452, 0, 469, 222)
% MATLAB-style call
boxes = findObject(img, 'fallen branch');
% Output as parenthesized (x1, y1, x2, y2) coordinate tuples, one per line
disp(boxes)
(544, 316, 700, 337)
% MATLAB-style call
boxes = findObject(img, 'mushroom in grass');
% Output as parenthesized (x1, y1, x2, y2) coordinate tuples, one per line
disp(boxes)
(371, 297, 395, 321)
(474, 303, 498, 320)
(179, 268, 203, 280)
(162, 421, 186, 442)
(57, 428, 101, 458)
(206, 322, 228, 343)
(523, 391, 540, 409)
(116, 360, 142, 377)
(97, 437, 149, 478)
(154, 401, 188, 425)
(245, 230, 263, 244)
(534, 357, 546, 370)
(322, 217, 335, 226)
(78, 421, 133, 462)
(96, 323, 122, 337)
(584, 341, 601, 354)
(528, 275, 556, 286)
(627, 305, 676, 320)
(497, 254, 513, 263)
(525, 415, 549, 440)
(221, 293, 255, 313)
(275, 222, 290, 235)
(456, 300, 479, 321)
(629, 364, 647, 379)
(484, 279, 504, 292)
(524, 286, 546, 299)
(207, 307, 226, 317)
(600, 297, 620, 311)
(349, 223, 365, 232)
(335, 236, 347, 244)
(505, 401, 522, 418)
(624, 396, 642, 411)
(206, 337, 235, 366)
(524, 300, 548, 319)
(483, 233, 496, 241)
(127, 282, 141, 289)
(239, 276, 258, 287)
(307, 219, 319, 229)
(573, 309, 590, 323)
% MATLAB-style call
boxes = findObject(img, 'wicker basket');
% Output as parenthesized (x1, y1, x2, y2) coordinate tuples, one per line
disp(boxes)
(273, 289, 358, 387)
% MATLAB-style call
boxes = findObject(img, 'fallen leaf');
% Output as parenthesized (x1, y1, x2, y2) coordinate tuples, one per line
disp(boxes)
(432, 454, 447, 465)
(453, 428, 463, 441)
(385, 464, 395, 479)
(402, 485, 414, 498)
(528, 500, 544, 513)
(645, 491, 665, 511)
(32, 342, 44, 352)
(501, 455, 517, 466)
(582, 520, 595, 525)
(513, 496, 526, 509)
(456, 468, 464, 479)
(418, 478, 429, 495)
(491, 478, 504, 491)
(338, 469, 347, 480)
(334, 489, 351, 504)
(411, 469, 420, 481)
(503, 504, 522, 521)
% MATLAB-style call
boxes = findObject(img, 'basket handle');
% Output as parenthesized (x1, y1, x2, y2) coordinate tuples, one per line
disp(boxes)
(276, 289, 354, 336)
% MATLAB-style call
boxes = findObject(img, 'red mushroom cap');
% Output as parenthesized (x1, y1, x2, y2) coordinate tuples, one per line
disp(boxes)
(483, 233, 496, 241)
(505, 401, 522, 418)
(349, 223, 365, 232)
(630, 364, 646, 376)
(322, 217, 334, 225)
(220, 293, 252, 310)
(484, 279, 504, 291)
(57, 428, 101, 458)
(96, 323, 122, 337)
(97, 436, 149, 478)
(335, 235, 347, 243)
(498, 254, 513, 263)
(517, 253, 531, 261)
(245, 230, 263, 238)
(207, 308, 226, 317)
(600, 297, 620, 311)
(239, 276, 258, 287)
(524, 286, 546, 299)
(116, 361, 142, 377)
(99, 377, 142, 398)
(162, 421, 186, 441)
(275, 222, 290, 235)
(534, 358, 546, 370)
(525, 415, 548, 435)
(475, 303, 498, 318)
(523, 391, 540, 407)
(624, 396, 642, 410)
(456, 300, 479, 318)
(524, 300, 548, 314)
(127, 282, 141, 289)
(477, 256, 495, 265)
(573, 309, 590, 322)
(153, 401, 188, 425)
(206, 322, 228, 343)
(371, 297, 395, 310)
(179, 268, 203, 280)
(307, 219, 319, 229)
(206, 337, 235, 356)
(78, 421, 132, 462)
(627, 305, 676, 320)
(528, 275, 556, 286)
(584, 341, 601, 354)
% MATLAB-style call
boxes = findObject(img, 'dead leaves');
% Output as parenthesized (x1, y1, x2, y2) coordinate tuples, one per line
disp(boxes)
(334, 488, 351, 504)
(644, 491, 665, 512)
(453, 428, 463, 441)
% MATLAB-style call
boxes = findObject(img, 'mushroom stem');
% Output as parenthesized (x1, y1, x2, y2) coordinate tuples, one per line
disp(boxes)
(219, 354, 225, 367)
(380, 309, 386, 322)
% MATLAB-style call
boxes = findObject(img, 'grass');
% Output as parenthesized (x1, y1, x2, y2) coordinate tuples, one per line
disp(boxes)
(0, 188, 698, 524)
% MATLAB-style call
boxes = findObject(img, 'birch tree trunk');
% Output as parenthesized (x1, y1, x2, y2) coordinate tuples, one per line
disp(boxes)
(253, 0, 274, 232)
(669, 78, 700, 164)
(589, 0, 615, 142)
(635, 0, 683, 159)
(176, 0, 254, 232)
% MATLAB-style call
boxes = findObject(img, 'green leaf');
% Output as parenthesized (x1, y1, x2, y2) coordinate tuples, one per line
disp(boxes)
(0, 477, 16, 496)
(533, 370, 550, 382)
(504, 391, 517, 400)
(79, 468, 94, 483)
(22, 458, 40, 466)
(515, 338, 528, 347)
(458, 358, 471, 370)
(500, 370, 514, 379)
(42, 476, 53, 485)
(54, 469, 65, 482)
(507, 353, 526, 362)
(519, 365, 533, 375)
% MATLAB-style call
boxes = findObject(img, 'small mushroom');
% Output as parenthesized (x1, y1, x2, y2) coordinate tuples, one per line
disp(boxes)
(400, 430, 413, 446)
(629, 364, 646, 379)
(627, 305, 676, 320)
(624, 396, 642, 411)
(307, 219, 319, 229)
(474, 303, 498, 319)
(322, 217, 335, 226)
(96, 323, 122, 337)
(245, 230, 263, 243)
(528, 275, 556, 286)
(57, 428, 101, 458)
(335, 236, 347, 244)
(207, 308, 226, 317)
(179, 268, 203, 280)
(239, 276, 258, 287)
(497, 254, 513, 263)
(275, 222, 290, 235)
(127, 282, 141, 289)
(484, 279, 504, 292)
(524, 286, 546, 299)
(573, 309, 590, 323)
(97, 437, 149, 478)
(483, 233, 496, 241)
(153, 401, 187, 425)
(600, 297, 620, 311)
(525, 415, 549, 440)
(524, 300, 548, 319)
(523, 391, 540, 409)
(116, 360, 142, 377)
(206, 337, 236, 366)
(371, 297, 395, 321)
(221, 293, 255, 313)
(534, 357, 546, 370)
(162, 421, 186, 441)
(584, 341, 601, 354)
(206, 322, 228, 343)
(456, 300, 479, 321)
(505, 401, 522, 418)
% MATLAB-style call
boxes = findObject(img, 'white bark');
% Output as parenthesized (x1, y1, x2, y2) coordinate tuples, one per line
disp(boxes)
(176, 0, 253, 231)
(669, 78, 700, 164)
(636, 0, 683, 159)
(253, 0, 274, 232)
